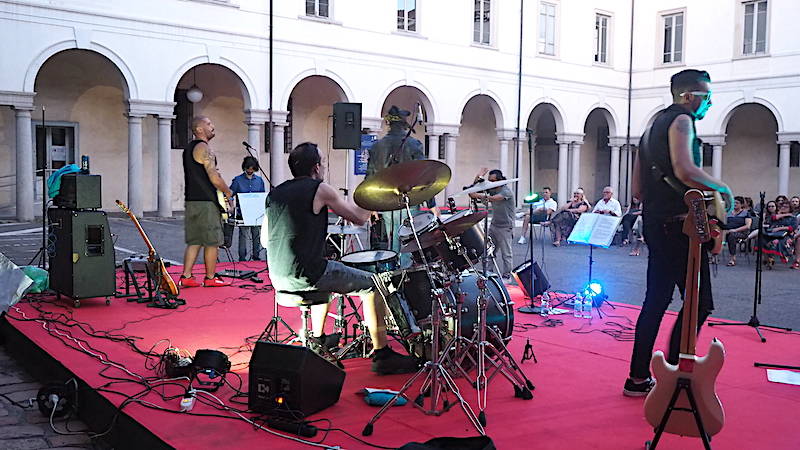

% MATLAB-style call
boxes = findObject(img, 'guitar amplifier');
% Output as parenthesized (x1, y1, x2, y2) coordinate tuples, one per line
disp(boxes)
(47, 208, 116, 299)
(54, 174, 102, 209)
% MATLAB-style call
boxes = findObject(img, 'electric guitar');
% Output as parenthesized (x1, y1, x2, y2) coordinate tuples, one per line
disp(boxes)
(704, 190, 727, 255)
(217, 190, 230, 221)
(644, 189, 725, 438)
(115, 200, 179, 297)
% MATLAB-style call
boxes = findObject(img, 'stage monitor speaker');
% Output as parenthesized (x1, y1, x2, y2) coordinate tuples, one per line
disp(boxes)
(47, 208, 115, 299)
(512, 259, 550, 299)
(332, 102, 362, 149)
(248, 341, 345, 418)
(54, 174, 102, 209)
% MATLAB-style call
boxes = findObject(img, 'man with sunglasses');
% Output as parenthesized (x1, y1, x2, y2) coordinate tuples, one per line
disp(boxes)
(624, 69, 735, 397)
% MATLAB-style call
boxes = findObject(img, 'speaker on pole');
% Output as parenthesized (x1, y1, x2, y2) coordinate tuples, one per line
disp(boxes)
(332, 102, 362, 149)
(248, 341, 345, 418)
(512, 259, 549, 300)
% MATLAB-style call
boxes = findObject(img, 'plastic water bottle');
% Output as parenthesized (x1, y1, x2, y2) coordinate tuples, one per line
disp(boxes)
(573, 293, 583, 318)
(539, 292, 550, 317)
(582, 296, 593, 319)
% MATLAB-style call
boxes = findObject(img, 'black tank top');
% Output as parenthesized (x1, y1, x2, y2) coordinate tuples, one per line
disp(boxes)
(265, 177, 328, 290)
(640, 104, 703, 223)
(183, 139, 217, 202)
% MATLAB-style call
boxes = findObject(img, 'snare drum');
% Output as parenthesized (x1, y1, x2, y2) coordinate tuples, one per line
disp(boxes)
(340, 250, 399, 273)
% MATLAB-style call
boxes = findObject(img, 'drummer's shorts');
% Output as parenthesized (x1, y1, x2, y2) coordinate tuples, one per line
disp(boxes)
(313, 260, 374, 296)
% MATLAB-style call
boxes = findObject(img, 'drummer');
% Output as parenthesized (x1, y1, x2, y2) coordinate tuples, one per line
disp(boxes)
(367, 105, 439, 266)
(468, 168, 516, 281)
(265, 142, 418, 375)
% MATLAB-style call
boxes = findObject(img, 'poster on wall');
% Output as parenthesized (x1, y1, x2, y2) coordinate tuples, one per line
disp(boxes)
(355, 134, 376, 176)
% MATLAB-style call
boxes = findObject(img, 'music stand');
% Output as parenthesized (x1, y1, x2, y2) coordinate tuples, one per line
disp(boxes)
(217, 192, 266, 280)
(567, 213, 622, 316)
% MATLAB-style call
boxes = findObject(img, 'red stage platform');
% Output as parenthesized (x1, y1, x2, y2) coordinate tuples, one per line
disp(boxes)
(2, 262, 798, 449)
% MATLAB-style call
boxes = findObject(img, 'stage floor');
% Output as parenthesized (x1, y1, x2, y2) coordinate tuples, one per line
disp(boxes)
(2, 262, 799, 449)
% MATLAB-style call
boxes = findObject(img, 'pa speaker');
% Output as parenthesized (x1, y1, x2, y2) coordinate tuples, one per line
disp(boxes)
(512, 259, 550, 299)
(248, 341, 345, 418)
(54, 174, 102, 209)
(332, 102, 362, 149)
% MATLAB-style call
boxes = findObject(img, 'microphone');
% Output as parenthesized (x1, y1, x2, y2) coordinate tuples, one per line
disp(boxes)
(416, 103, 424, 125)
(242, 141, 254, 149)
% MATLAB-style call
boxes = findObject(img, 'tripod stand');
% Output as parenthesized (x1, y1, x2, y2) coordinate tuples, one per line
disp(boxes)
(363, 194, 483, 437)
(28, 106, 49, 270)
(708, 192, 792, 341)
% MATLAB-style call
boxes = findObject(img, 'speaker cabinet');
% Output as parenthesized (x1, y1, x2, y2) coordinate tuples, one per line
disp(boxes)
(47, 208, 115, 299)
(512, 259, 550, 299)
(248, 341, 345, 418)
(54, 174, 102, 209)
(332, 102, 362, 149)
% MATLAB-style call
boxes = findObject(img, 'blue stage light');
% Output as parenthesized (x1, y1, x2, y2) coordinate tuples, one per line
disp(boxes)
(587, 282, 603, 296)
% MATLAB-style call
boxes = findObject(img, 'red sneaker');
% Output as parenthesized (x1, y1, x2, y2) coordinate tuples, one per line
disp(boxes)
(203, 276, 231, 287)
(178, 276, 202, 288)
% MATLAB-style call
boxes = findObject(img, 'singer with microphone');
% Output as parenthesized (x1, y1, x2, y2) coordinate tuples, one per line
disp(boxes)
(230, 156, 266, 261)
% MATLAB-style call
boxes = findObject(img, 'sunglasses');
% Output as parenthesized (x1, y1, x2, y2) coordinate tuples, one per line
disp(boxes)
(682, 90, 712, 100)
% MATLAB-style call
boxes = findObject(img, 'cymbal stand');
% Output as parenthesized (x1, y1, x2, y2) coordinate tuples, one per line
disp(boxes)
(457, 195, 534, 427)
(363, 194, 483, 437)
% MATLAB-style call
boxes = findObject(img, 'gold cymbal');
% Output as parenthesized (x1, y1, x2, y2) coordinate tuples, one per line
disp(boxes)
(354, 160, 451, 211)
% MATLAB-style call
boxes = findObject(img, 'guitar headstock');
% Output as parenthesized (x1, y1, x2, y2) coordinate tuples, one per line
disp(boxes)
(115, 199, 131, 214)
(683, 190, 711, 243)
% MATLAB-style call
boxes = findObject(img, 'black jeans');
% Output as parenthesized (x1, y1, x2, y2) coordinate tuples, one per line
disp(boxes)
(621, 213, 639, 241)
(629, 219, 714, 380)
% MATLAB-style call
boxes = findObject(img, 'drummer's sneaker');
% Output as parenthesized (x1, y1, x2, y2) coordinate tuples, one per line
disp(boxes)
(372, 346, 419, 375)
(203, 276, 231, 287)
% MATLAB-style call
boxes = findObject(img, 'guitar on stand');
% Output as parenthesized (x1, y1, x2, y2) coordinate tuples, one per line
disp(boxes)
(644, 189, 725, 449)
(115, 200, 185, 309)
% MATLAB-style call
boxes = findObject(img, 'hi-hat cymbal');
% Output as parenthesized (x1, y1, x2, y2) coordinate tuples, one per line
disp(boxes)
(455, 178, 519, 196)
(354, 160, 451, 211)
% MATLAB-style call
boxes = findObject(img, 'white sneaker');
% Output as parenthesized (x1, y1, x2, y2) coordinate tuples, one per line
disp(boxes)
(517, 236, 526, 245)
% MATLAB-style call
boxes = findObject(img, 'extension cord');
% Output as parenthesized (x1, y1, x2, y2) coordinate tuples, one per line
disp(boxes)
(180, 390, 196, 412)
(267, 417, 318, 438)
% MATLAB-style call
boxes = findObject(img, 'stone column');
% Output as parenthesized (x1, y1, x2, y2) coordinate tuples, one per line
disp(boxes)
(570, 141, 582, 191)
(427, 134, 440, 161)
(127, 114, 145, 217)
(247, 123, 261, 161)
(557, 141, 569, 204)
(778, 141, 791, 196)
(444, 133, 459, 199)
(157, 116, 173, 217)
(499, 138, 510, 180)
(270, 122, 286, 187)
(609, 145, 621, 197)
(14, 107, 34, 222)
(711, 145, 723, 180)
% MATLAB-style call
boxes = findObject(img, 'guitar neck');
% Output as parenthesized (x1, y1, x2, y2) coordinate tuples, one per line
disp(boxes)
(680, 238, 702, 357)
(127, 213, 157, 257)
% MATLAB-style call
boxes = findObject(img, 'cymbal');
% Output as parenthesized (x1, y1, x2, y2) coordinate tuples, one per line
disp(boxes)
(354, 160, 451, 211)
(399, 229, 445, 254)
(327, 224, 365, 235)
(441, 210, 487, 236)
(454, 178, 519, 196)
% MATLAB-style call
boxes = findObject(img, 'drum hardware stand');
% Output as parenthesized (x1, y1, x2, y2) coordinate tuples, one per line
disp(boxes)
(457, 195, 534, 427)
(331, 293, 372, 360)
(260, 294, 297, 344)
(363, 194, 484, 437)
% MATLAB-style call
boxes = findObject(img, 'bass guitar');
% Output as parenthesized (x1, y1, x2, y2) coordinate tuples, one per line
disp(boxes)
(115, 200, 179, 298)
(644, 189, 725, 446)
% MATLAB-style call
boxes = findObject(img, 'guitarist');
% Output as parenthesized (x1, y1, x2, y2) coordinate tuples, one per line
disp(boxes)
(178, 116, 233, 288)
(624, 69, 734, 397)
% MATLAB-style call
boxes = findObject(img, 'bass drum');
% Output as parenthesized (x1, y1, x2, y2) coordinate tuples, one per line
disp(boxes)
(404, 271, 514, 361)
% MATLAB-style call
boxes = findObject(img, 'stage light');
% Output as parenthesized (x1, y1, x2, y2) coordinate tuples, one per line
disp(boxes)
(190, 349, 231, 392)
(583, 281, 608, 308)
(587, 282, 603, 297)
(523, 193, 540, 204)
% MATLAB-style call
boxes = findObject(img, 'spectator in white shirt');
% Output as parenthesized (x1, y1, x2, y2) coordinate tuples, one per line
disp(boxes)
(592, 186, 622, 217)
(518, 186, 558, 244)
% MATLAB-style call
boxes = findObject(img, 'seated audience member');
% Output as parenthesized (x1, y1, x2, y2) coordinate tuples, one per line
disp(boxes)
(790, 196, 800, 216)
(628, 217, 645, 256)
(518, 186, 558, 244)
(723, 196, 753, 266)
(621, 196, 643, 245)
(592, 186, 622, 217)
(547, 188, 591, 247)
(760, 201, 796, 268)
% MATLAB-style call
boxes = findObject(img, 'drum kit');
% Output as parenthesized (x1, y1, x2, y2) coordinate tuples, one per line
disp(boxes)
(331, 159, 533, 436)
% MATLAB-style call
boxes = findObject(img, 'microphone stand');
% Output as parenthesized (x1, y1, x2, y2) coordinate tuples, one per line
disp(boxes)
(707, 191, 792, 341)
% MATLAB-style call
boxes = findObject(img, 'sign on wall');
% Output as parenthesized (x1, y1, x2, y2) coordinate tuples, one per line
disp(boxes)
(355, 134, 376, 175)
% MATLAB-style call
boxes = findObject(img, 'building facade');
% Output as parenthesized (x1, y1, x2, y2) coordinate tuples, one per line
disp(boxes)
(1, 0, 798, 221)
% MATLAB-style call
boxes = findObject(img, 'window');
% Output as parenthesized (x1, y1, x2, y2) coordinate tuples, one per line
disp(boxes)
(306, 0, 329, 18)
(662, 12, 683, 64)
(397, 0, 416, 32)
(35, 125, 75, 171)
(743, 0, 767, 55)
(594, 14, 609, 63)
(701, 143, 713, 167)
(538, 2, 556, 55)
(473, 0, 491, 45)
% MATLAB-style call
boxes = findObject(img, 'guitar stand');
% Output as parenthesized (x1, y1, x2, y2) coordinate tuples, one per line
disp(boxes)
(115, 257, 157, 304)
(148, 291, 185, 309)
(646, 378, 712, 450)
